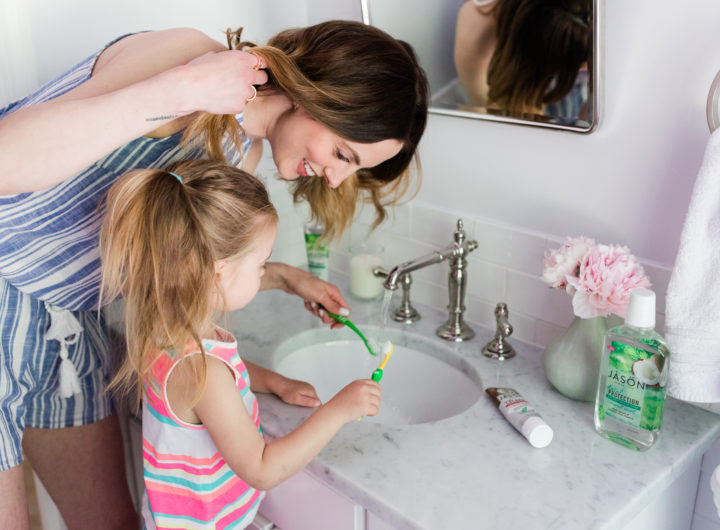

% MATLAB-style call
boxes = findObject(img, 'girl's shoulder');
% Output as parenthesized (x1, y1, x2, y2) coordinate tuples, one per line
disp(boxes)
(166, 346, 242, 424)
(153, 329, 238, 379)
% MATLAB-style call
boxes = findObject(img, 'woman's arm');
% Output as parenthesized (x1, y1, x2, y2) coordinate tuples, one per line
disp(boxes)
(454, 0, 496, 108)
(0, 29, 266, 194)
(261, 262, 350, 328)
(179, 356, 380, 491)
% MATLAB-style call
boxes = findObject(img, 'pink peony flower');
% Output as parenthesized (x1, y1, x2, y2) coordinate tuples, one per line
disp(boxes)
(541, 236, 596, 293)
(542, 238, 652, 318)
(566, 244, 651, 318)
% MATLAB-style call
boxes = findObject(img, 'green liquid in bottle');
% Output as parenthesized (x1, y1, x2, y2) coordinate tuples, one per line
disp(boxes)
(594, 324, 669, 451)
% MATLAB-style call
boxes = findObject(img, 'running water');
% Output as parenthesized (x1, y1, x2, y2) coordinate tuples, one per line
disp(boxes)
(366, 290, 394, 358)
(381, 290, 394, 328)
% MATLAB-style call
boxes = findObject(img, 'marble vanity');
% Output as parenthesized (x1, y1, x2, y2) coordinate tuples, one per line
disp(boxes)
(230, 275, 720, 530)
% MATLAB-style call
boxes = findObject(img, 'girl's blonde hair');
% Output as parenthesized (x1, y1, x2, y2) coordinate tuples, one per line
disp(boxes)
(182, 20, 428, 241)
(99, 159, 277, 402)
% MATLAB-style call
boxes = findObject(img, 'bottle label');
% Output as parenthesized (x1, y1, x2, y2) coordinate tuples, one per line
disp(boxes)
(599, 339, 665, 431)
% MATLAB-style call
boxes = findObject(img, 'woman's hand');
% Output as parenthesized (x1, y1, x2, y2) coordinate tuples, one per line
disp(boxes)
(262, 263, 351, 329)
(173, 49, 268, 116)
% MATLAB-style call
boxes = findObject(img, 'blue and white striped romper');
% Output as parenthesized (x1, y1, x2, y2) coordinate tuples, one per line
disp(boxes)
(0, 34, 251, 470)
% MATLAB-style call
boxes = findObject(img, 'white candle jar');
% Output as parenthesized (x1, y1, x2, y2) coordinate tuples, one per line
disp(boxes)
(349, 242, 384, 300)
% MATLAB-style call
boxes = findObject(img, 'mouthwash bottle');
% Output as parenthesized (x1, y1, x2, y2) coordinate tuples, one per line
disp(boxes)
(594, 288, 669, 451)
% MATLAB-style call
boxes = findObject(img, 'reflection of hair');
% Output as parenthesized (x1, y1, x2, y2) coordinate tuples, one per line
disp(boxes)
(186, 20, 429, 240)
(99, 159, 277, 401)
(486, 0, 591, 114)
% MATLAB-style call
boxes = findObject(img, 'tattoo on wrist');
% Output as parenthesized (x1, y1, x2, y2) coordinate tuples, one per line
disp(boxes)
(146, 114, 179, 122)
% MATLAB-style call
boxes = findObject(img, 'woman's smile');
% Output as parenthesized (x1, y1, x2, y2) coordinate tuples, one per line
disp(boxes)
(297, 158, 317, 177)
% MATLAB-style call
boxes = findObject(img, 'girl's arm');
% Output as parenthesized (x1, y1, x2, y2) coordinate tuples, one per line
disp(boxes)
(172, 355, 380, 491)
(244, 360, 321, 407)
(261, 262, 350, 329)
(0, 28, 267, 195)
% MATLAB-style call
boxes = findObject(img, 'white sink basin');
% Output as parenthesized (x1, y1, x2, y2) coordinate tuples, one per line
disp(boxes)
(272, 326, 482, 425)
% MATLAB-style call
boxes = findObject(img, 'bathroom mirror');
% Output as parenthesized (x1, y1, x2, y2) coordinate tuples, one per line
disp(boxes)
(361, 0, 601, 133)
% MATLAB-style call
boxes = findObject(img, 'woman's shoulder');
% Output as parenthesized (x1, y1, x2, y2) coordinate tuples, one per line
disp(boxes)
(92, 28, 226, 78)
(457, 0, 496, 29)
(114, 28, 223, 52)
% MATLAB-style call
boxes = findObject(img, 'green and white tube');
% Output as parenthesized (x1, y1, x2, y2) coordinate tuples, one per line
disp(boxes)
(304, 224, 329, 281)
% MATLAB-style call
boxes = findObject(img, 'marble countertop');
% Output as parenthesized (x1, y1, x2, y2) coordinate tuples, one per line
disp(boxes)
(227, 276, 720, 530)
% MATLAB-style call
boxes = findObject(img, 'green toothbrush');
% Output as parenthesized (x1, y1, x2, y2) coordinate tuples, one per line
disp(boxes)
(358, 341, 394, 421)
(371, 341, 394, 382)
(320, 305, 379, 356)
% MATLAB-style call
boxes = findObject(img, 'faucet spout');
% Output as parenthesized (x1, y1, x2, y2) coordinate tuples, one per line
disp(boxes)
(383, 249, 451, 290)
(377, 219, 479, 341)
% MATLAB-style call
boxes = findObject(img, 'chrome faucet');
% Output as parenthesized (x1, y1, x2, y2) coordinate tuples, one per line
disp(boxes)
(373, 219, 478, 342)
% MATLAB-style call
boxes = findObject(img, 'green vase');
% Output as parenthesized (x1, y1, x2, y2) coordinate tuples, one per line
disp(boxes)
(542, 315, 609, 402)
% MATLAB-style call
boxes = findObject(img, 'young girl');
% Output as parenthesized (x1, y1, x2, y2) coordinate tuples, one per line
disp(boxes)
(99, 159, 382, 529)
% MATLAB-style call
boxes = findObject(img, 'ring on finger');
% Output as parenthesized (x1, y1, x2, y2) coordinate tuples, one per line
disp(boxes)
(252, 53, 262, 71)
(246, 85, 257, 103)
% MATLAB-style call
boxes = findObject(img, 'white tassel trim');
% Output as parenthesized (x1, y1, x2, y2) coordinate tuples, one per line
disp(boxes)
(44, 302, 83, 398)
(58, 338, 82, 398)
(45, 302, 83, 341)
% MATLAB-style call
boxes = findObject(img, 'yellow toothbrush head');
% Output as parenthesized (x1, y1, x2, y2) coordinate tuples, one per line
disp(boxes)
(377, 341, 394, 370)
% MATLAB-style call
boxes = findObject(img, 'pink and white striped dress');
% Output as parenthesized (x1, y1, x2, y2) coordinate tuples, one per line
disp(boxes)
(141, 329, 264, 529)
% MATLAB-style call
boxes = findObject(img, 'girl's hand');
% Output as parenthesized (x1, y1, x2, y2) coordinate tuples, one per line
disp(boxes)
(274, 376, 322, 408)
(244, 360, 320, 407)
(173, 49, 268, 116)
(325, 379, 382, 423)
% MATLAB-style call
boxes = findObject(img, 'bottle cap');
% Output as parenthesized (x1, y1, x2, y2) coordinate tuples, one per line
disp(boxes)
(625, 288, 656, 328)
(522, 416, 554, 448)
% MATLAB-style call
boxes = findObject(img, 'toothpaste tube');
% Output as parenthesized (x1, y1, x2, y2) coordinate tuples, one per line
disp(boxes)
(486, 387, 553, 448)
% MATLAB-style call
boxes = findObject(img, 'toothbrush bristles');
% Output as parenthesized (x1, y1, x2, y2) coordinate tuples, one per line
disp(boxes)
(382, 340, 393, 356)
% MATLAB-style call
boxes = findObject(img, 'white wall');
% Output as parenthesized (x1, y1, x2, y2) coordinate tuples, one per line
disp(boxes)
(0, 1, 39, 104)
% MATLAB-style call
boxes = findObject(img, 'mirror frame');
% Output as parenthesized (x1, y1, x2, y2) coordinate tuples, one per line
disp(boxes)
(361, 0, 602, 133)
(707, 69, 720, 132)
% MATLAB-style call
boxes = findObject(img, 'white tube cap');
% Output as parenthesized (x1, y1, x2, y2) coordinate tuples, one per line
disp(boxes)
(522, 416, 554, 448)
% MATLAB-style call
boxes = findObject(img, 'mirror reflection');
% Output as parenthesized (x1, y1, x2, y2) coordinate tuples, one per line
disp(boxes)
(364, 0, 598, 132)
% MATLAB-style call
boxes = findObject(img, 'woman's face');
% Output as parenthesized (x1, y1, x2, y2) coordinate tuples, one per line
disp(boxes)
(267, 106, 403, 188)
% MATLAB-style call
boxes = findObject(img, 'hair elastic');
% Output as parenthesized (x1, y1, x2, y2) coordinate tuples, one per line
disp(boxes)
(168, 171, 183, 184)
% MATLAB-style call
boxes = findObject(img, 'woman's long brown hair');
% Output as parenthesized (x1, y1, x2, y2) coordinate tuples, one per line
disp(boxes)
(486, 0, 592, 114)
(183, 20, 429, 241)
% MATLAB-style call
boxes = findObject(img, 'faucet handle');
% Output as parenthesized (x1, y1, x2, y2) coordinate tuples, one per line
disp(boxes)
(454, 219, 466, 244)
(482, 302, 516, 360)
(452, 219, 478, 254)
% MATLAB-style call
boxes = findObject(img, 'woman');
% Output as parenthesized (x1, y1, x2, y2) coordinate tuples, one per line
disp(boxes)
(454, 0, 591, 117)
(0, 20, 427, 528)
